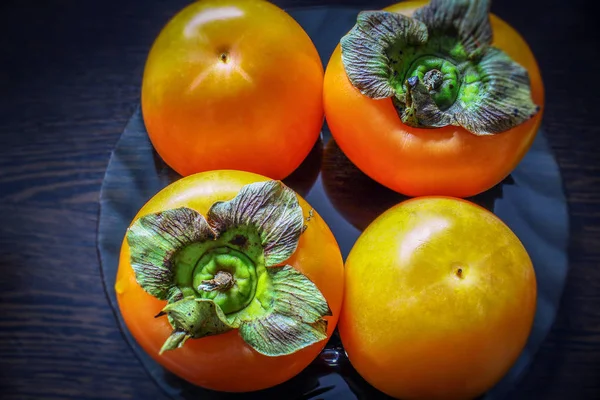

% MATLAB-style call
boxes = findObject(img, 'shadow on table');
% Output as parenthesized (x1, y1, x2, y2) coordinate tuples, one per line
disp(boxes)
(151, 135, 324, 199)
(321, 139, 514, 231)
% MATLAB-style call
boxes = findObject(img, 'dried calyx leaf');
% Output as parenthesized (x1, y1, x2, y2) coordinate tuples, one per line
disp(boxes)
(240, 265, 332, 356)
(340, 0, 540, 135)
(340, 11, 428, 99)
(127, 208, 216, 300)
(207, 180, 305, 267)
(126, 180, 331, 356)
(158, 297, 232, 354)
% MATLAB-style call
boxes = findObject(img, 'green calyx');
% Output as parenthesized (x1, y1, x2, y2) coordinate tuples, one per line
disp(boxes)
(126, 181, 331, 356)
(188, 247, 257, 314)
(402, 57, 460, 110)
(340, 0, 540, 135)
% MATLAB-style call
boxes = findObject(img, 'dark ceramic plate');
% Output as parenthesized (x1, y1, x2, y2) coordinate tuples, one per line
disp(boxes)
(97, 6, 569, 400)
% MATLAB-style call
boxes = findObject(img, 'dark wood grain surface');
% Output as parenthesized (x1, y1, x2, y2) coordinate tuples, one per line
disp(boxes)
(0, 0, 598, 399)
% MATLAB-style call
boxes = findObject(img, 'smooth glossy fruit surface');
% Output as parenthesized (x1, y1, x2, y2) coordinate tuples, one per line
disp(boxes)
(339, 197, 537, 400)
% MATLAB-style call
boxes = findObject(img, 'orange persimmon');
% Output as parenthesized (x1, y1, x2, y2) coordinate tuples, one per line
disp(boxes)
(324, 0, 544, 197)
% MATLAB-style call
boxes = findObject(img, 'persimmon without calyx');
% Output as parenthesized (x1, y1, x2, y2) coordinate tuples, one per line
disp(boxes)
(339, 196, 537, 400)
(142, 0, 324, 179)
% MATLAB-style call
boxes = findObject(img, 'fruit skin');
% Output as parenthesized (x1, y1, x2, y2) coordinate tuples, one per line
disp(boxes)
(324, 0, 545, 197)
(339, 197, 537, 400)
(116, 170, 344, 392)
(142, 0, 324, 179)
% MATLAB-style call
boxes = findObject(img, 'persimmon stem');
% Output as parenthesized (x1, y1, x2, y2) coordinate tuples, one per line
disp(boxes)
(190, 247, 257, 315)
(199, 270, 235, 292)
(423, 69, 443, 91)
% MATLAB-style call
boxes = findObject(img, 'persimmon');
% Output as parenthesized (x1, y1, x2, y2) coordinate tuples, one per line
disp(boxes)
(142, 0, 324, 179)
(339, 196, 537, 400)
(324, 0, 544, 197)
(116, 170, 344, 392)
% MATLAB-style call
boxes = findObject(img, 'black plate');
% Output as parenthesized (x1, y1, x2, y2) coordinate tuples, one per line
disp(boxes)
(97, 6, 569, 400)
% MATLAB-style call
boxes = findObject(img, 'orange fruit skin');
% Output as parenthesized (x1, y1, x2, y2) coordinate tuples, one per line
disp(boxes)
(142, 0, 324, 179)
(339, 197, 537, 400)
(324, 0, 545, 197)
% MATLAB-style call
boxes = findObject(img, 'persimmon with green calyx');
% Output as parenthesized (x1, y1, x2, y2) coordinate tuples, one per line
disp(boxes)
(142, 0, 324, 179)
(116, 171, 344, 392)
(324, 0, 544, 197)
(339, 197, 537, 400)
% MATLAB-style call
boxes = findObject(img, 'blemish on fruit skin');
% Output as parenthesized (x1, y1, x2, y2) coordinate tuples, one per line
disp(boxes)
(229, 234, 247, 248)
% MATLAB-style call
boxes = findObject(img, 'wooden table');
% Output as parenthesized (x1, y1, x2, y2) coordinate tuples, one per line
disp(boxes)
(1, 0, 598, 398)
